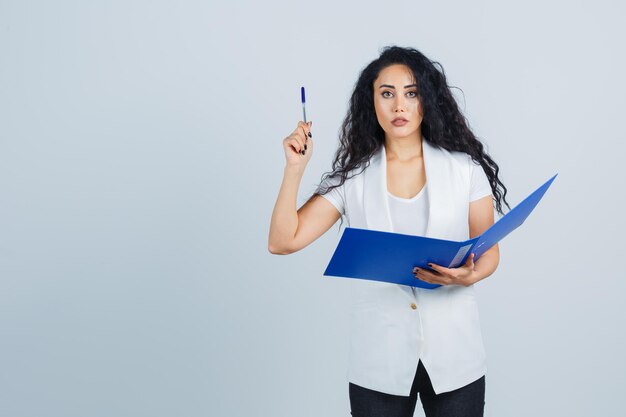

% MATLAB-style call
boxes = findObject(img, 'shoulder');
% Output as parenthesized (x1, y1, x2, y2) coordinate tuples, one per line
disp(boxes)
(320, 148, 379, 189)
(424, 139, 472, 166)
(328, 162, 370, 186)
(436, 145, 474, 171)
(318, 168, 358, 195)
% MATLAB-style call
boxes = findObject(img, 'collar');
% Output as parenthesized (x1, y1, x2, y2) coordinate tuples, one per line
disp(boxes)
(363, 138, 457, 240)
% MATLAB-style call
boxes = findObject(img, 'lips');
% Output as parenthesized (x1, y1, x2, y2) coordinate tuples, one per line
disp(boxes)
(391, 118, 408, 126)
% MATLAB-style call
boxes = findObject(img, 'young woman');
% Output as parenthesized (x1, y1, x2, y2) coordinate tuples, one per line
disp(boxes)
(268, 45, 510, 417)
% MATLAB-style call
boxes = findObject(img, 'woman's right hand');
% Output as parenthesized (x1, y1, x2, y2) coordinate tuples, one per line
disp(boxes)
(283, 121, 313, 170)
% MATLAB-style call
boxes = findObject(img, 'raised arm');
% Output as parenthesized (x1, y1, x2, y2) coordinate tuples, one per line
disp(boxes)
(268, 121, 341, 255)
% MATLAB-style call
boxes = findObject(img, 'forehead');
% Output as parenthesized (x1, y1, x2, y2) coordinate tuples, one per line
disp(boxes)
(374, 64, 416, 86)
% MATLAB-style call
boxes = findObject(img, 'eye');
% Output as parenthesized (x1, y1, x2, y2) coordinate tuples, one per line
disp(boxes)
(407, 91, 417, 98)
(382, 91, 393, 98)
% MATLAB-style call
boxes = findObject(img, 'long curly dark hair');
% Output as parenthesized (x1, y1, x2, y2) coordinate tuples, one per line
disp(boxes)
(311, 45, 510, 226)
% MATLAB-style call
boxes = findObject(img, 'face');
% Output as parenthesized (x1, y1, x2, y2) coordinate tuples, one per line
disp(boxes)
(373, 64, 423, 139)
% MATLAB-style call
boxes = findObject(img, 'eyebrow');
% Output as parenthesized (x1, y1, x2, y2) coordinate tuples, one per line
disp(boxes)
(378, 83, 418, 89)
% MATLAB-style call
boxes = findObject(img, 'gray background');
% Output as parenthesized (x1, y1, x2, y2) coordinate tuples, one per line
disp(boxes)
(1, 0, 624, 416)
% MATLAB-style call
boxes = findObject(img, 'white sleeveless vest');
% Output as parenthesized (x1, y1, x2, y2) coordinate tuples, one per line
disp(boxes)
(341, 139, 487, 396)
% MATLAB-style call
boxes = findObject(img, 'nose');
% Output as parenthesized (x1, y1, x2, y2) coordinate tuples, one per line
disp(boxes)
(393, 95, 406, 112)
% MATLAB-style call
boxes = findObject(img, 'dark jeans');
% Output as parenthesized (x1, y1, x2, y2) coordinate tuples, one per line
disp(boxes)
(349, 360, 485, 417)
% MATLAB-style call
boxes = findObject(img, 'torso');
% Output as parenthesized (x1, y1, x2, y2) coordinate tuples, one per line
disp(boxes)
(386, 155, 426, 199)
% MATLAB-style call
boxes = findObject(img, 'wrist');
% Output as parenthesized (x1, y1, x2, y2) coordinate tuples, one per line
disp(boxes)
(464, 269, 480, 286)
(284, 164, 306, 177)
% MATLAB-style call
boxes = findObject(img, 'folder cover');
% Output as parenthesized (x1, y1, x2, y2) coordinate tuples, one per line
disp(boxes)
(323, 174, 558, 289)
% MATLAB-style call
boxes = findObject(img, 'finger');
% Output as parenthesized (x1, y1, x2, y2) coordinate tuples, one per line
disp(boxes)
(427, 273, 454, 285)
(298, 125, 311, 144)
(415, 271, 451, 286)
(414, 268, 440, 281)
(426, 262, 450, 275)
(296, 126, 310, 155)
(298, 120, 311, 130)
(288, 137, 304, 154)
(296, 133, 306, 151)
(414, 271, 431, 284)
(286, 136, 302, 153)
(465, 253, 475, 267)
(416, 268, 455, 285)
(297, 121, 312, 140)
(294, 130, 308, 150)
(295, 135, 306, 155)
(416, 277, 431, 284)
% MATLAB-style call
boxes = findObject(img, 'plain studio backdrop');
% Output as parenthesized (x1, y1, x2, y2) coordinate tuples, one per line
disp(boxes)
(1, 1, 624, 416)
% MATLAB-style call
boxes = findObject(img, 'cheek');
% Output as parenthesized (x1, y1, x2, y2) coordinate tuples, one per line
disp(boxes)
(415, 101, 423, 117)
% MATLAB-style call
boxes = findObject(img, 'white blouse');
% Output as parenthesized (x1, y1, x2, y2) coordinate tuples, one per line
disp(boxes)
(386, 182, 429, 237)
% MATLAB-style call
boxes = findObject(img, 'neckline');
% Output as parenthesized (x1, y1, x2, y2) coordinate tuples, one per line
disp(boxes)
(386, 181, 427, 202)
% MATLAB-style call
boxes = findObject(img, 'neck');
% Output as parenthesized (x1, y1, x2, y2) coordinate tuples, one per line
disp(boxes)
(384, 132, 423, 162)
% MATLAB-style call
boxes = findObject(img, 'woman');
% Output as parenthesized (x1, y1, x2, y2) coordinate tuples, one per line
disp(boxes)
(268, 45, 510, 417)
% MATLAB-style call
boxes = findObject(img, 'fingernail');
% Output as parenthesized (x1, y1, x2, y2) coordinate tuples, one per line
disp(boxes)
(302, 150, 306, 155)
(308, 132, 312, 138)
(428, 263, 433, 267)
(304, 144, 307, 150)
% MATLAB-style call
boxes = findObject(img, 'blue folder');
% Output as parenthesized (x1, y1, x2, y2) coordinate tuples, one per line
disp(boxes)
(323, 173, 558, 289)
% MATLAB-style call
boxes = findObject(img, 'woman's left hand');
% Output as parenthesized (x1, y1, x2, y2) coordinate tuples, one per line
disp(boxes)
(413, 253, 477, 287)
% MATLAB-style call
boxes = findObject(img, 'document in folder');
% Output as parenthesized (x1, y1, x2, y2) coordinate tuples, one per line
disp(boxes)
(323, 173, 558, 289)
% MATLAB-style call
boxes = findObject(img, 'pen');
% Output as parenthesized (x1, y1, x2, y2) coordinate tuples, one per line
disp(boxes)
(301, 86, 307, 123)
(301, 86, 307, 155)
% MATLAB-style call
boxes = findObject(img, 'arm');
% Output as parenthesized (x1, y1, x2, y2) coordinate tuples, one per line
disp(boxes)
(268, 166, 341, 254)
(268, 120, 342, 255)
(467, 194, 499, 285)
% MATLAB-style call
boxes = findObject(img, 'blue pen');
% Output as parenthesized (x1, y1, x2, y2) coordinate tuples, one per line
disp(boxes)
(300, 86, 308, 155)
(301, 86, 307, 123)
